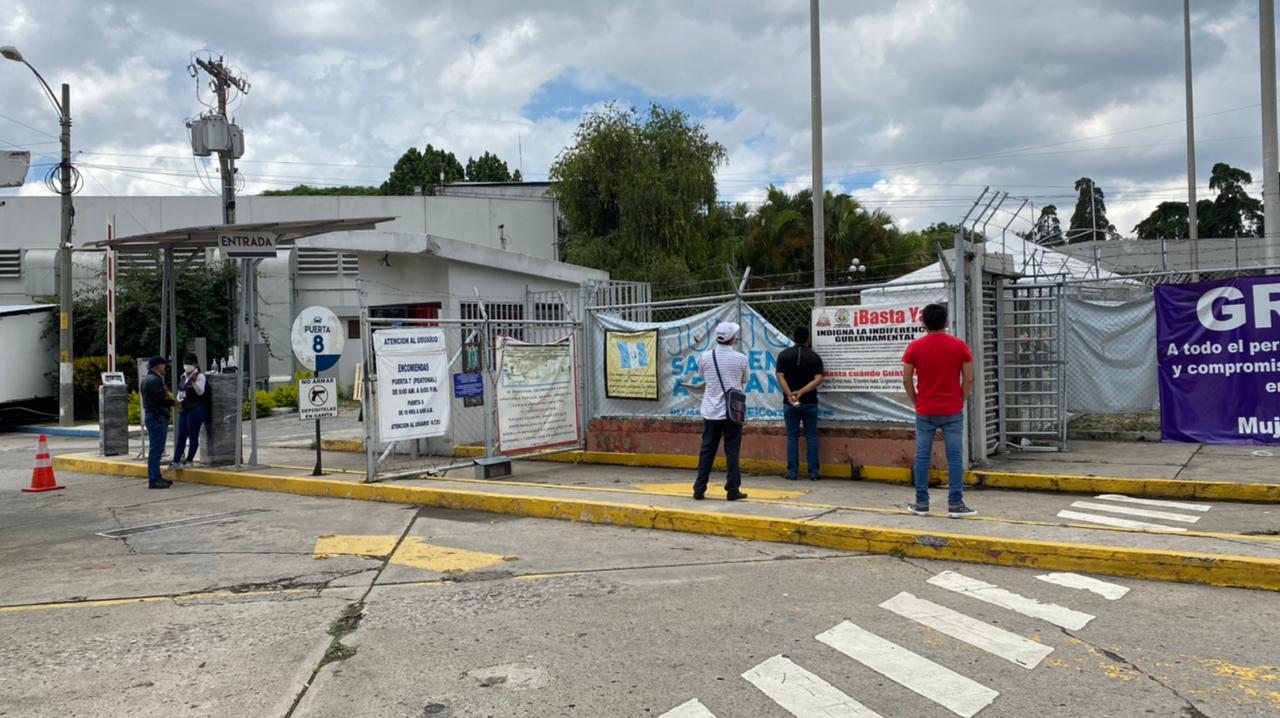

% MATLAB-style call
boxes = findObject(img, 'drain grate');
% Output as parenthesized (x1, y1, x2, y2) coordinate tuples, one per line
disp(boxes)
(98, 509, 271, 538)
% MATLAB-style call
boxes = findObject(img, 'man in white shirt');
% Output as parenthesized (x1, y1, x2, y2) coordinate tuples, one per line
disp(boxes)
(690, 321, 750, 501)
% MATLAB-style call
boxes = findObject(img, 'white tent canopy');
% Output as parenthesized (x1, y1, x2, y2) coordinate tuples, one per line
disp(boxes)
(863, 235, 1126, 306)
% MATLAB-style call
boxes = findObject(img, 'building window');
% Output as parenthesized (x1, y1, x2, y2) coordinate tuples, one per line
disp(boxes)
(347, 319, 361, 339)
(0, 249, 20, 279)
(461, 301, 525, 345)
(534, 302, 565, 322)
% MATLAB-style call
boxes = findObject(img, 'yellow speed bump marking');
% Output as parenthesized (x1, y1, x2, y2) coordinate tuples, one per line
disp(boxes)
(314, 535, 515, 574)
(630, 482, 809, 501)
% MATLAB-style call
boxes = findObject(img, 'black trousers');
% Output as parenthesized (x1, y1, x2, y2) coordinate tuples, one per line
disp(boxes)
(693, 419, 742, 494)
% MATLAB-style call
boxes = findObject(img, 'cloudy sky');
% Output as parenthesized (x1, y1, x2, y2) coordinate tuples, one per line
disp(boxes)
(0, 0, 1273, 236)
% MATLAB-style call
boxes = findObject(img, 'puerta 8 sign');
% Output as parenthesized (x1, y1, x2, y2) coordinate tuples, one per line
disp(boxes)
(291, 306, 345, 373)
(1156, 276, 1280, 443)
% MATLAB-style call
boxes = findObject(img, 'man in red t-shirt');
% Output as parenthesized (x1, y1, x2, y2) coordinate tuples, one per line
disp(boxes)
(902, 303, 975, 517)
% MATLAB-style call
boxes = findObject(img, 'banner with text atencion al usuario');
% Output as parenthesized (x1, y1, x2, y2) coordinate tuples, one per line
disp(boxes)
(812, 303, 926, 392)
(374, 328, 451, 441)
(497, 335, 580, 453)
(1157, 276, 1280, 444)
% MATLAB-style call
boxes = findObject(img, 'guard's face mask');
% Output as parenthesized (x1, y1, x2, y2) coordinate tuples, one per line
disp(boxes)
(183, 364, 196, 373)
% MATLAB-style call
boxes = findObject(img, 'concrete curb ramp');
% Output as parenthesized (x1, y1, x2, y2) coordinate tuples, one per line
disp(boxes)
(54, 454, 1280, 592)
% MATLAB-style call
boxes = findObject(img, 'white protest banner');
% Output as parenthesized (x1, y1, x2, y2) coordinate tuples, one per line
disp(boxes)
(812, 303, 927, 392)
(496, 335, 579, 453)
(374, 328, 450, 441)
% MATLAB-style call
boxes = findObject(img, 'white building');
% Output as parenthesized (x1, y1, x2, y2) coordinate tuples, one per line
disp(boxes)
(0, 184, 606, 389)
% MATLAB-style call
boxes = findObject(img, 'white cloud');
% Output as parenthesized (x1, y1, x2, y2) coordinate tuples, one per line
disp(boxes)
(0, 0, 1269, 241)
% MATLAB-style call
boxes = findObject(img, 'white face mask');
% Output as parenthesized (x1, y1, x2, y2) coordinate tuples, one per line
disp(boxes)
(183, 364, 196, 373)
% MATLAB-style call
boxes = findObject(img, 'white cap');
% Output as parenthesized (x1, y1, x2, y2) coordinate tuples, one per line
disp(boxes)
(714, 321, 740, 343)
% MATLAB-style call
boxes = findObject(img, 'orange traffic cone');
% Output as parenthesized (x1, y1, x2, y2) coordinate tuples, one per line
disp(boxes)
(23, 434, 65, 493)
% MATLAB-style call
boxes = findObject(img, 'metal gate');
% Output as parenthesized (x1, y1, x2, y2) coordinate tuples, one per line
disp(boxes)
(995, 280, 1067, 451)
(980, 278, 1001, 456)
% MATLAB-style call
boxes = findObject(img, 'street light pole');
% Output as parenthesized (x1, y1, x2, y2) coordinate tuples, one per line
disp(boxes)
(2, 46, 75, 426)
(810, 0, 825, 306)
(1184, 0, 1200, 280)
(1261, 0, 1280, 263)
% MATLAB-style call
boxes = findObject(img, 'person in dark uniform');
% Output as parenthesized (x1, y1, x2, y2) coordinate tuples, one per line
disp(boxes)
(140, 356, 175, 489)
(171, 353, 209, 469)
(775, 326, 824, 481)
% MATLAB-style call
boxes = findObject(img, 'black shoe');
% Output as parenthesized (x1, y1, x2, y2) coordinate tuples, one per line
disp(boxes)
(148, 481, 171, 490)
(785, 475, 799, 481)
(948, 503, 977, 518)
(692, 491, 705, 500)
(908, 502, 930, 516)
(725, 491, 748, 501)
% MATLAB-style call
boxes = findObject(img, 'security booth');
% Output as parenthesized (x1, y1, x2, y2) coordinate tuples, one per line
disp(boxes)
(87, 217, 394, 466)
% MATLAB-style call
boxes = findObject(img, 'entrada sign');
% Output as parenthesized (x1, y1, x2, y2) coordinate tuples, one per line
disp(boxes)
(218, 231, 278, 258)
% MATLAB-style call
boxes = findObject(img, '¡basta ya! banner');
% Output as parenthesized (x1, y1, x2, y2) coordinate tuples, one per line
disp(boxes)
(811, 303, 926, 393)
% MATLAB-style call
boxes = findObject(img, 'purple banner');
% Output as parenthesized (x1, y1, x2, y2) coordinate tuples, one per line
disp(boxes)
(1156, 275, 1280, 443)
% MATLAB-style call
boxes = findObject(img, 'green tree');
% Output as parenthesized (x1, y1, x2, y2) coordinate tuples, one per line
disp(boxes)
(261, 184, 381, 196)
(1068, 178, 1115, 243)
(465, 151, 520, 182)
(72, 260, 240, 363)
(1132, 199, 1213, 239)
(1203, 162, 1263, 238)
(550, 103, 727, 285)
(380, 144, 465, 195)
(1030, 205, 1064, 245)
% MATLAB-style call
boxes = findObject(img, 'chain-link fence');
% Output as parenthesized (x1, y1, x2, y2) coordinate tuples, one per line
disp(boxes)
(357, 310, 584, 482)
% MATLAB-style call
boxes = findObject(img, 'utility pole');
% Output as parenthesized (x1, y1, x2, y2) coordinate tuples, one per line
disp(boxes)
(810, 0, 825, 304)
(1184, 0, 1200, 279)
(57, 83, 73, 426)
(193, 57, 247, 225)
(1261, 0, 1280, 264)
(190, 55, 250, 460)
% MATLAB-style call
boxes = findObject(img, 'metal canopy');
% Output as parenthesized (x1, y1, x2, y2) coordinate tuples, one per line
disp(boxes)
(85, 216, 396, 250)
(92, 215, 395, 469)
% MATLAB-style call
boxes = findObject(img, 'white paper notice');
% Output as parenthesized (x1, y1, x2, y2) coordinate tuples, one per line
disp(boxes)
(496, 336, 580, 453)
(374, 328, 451, 441)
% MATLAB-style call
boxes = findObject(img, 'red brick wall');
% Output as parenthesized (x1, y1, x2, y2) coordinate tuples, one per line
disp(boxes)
(588, 417, 947, 471)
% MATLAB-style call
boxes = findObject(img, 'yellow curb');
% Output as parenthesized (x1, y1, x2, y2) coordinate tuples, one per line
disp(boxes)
(53, 454, 1280, 592)
(449, 447, 1280, 503)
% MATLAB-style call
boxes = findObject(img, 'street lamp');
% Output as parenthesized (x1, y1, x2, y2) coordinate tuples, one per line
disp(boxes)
(2, 45, 76, 426)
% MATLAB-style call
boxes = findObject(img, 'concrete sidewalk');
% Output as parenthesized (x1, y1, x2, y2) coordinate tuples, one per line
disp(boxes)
(54, 448, 1280, 592)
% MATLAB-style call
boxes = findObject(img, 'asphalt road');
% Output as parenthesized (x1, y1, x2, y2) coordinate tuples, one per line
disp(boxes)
(1, 433, 1277, 718)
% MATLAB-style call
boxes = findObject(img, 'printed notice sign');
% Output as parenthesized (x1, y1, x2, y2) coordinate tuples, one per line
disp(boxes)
(373, 328, 450, 441)
(496, 336, 579, 453)
(604, 329, 659, 400)
(812, 303, 927, 392)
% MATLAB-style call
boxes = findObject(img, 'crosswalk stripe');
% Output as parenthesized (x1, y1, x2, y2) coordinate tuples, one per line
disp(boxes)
(1070, 501, 1202, 524)
(1034, 572, 1130, 600)
(741, 654, 884, 718)
(816, 621, 999, 717)
(879, 592, 1053, 669)
(659, 698, 718, 718)
(1057, 510, 1188, 532)
(1094, 494, 1211, 511)
(927, 570, 1095, 630)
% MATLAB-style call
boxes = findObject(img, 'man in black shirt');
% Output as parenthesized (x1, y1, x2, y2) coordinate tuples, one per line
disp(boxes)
(775, 326, 824, 481)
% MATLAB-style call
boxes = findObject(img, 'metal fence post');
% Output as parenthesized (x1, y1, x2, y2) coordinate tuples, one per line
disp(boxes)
(357, 278, 376, 483)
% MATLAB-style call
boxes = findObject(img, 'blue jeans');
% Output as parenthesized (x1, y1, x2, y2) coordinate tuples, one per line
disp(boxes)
(174, 404, 207, 464)
(783, 403, 820, 480)
(145, 413, 169, 485)
(914, 413, 964, 507)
